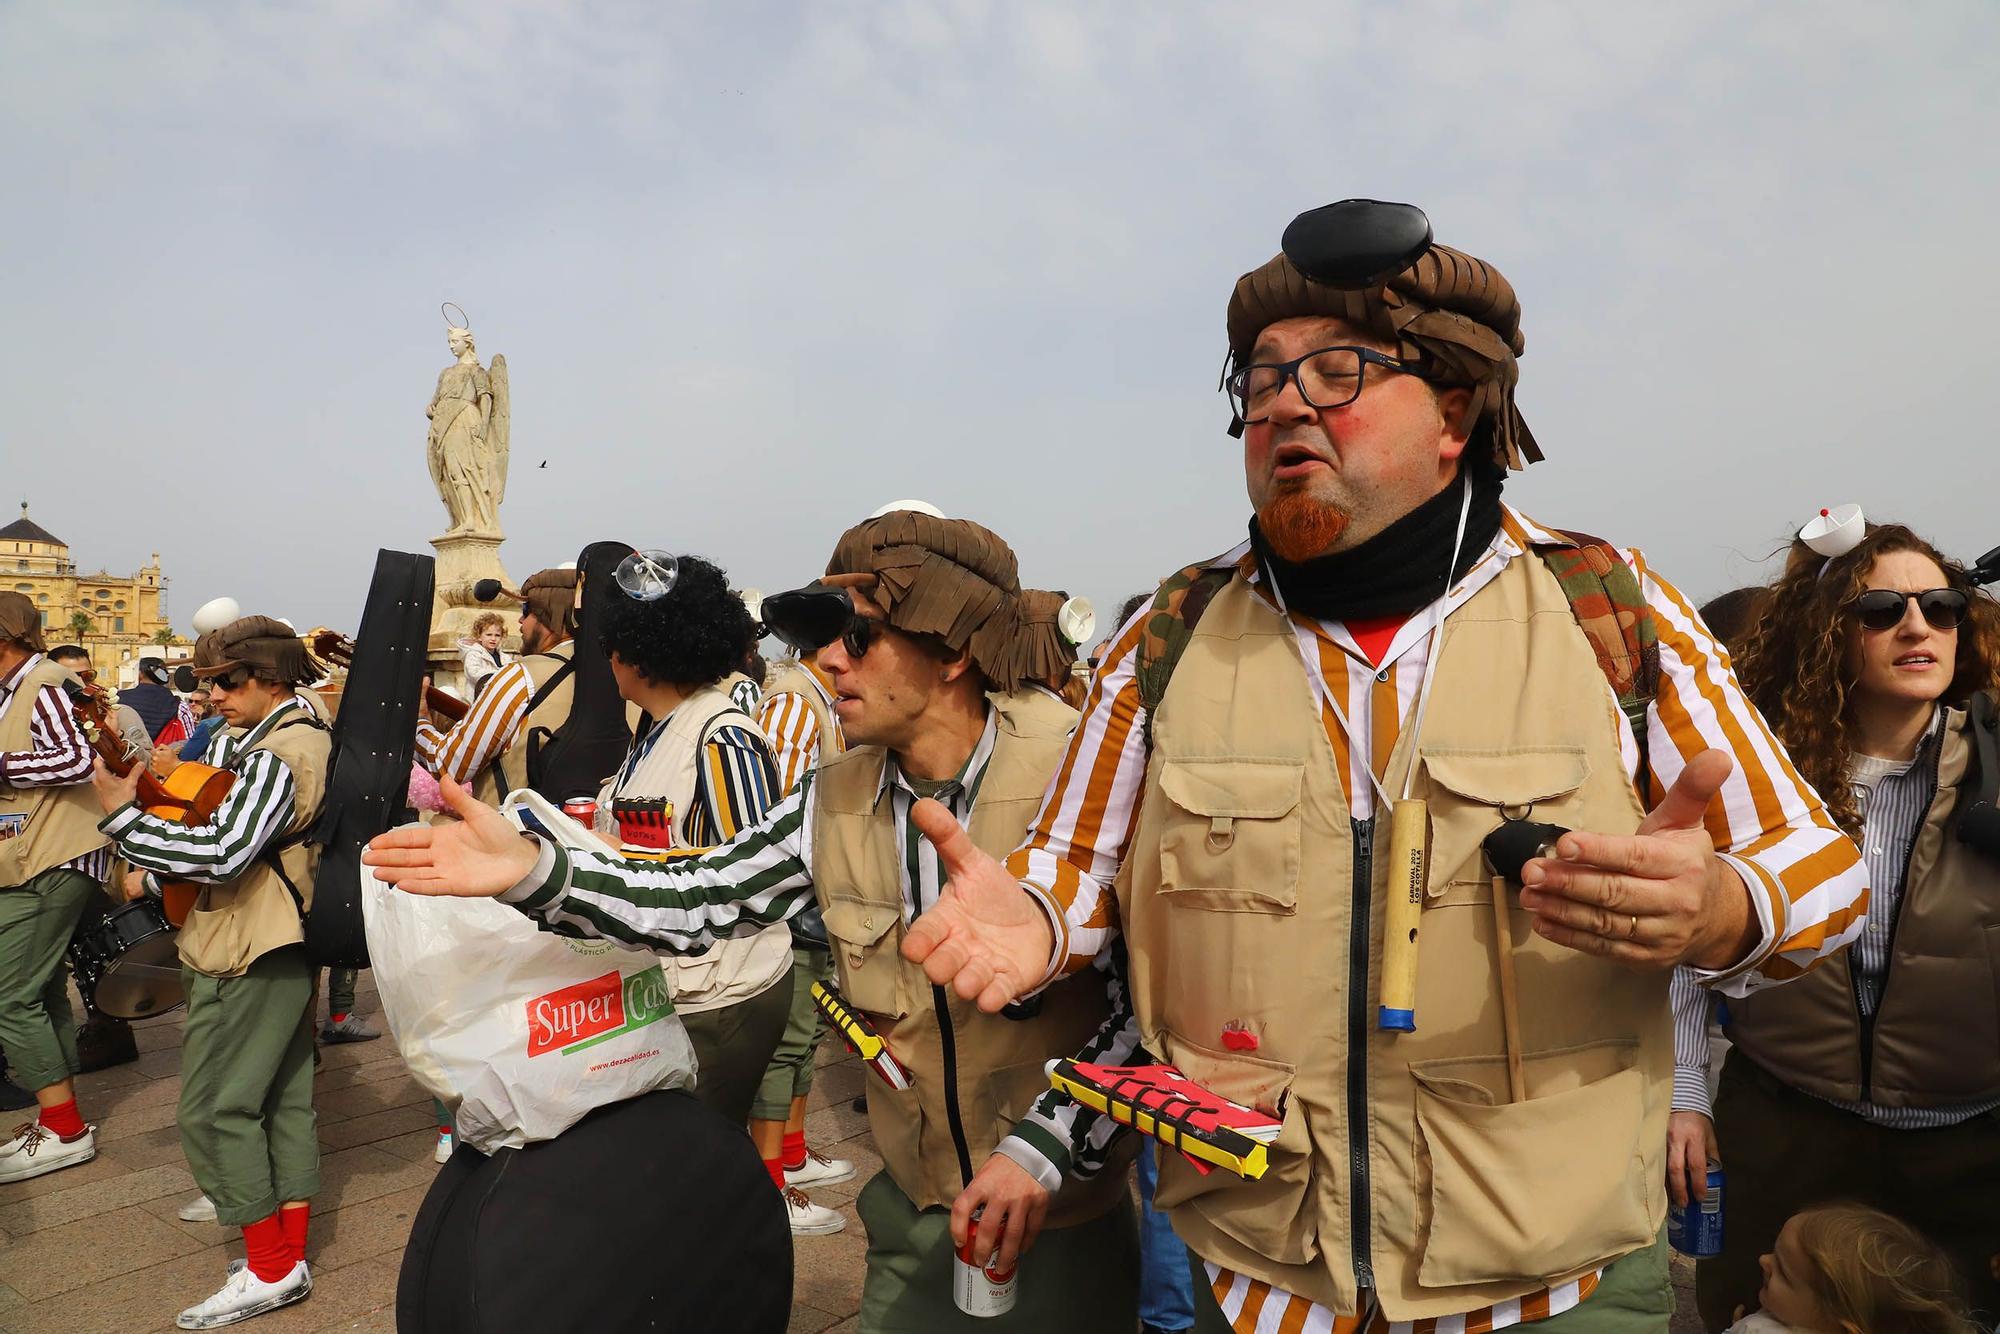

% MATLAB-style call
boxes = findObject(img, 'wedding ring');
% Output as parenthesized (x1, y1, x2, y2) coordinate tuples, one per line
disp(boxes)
(1629, 914, 1640, 939)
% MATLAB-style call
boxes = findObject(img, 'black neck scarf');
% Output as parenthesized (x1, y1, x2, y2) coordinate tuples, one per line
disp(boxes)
(1248, 467, 1505, 623)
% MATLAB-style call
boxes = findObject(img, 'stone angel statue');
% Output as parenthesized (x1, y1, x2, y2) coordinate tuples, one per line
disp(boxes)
(426, 308, 511, 538)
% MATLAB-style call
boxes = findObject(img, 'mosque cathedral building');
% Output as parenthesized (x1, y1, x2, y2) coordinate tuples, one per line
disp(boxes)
(3, 502, 189, 682)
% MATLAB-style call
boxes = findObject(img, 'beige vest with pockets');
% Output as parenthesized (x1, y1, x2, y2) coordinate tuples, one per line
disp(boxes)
(1122, 554, 1668, 1322)
(0, 657, 110, 888)
(812, 688, 1135, 1224)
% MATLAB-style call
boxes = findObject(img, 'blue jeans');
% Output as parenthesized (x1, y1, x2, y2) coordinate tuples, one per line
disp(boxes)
(1138, 1140, 1196, 1331)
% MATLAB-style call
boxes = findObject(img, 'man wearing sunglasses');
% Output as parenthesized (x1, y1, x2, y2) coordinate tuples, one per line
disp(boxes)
(366, 509, 1142, 1332)
(888, 202, 1870, 1333)
(414, 566, 578, 803)
(91, 615, 332, 1329)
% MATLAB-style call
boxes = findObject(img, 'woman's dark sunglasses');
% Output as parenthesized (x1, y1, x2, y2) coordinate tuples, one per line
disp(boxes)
(1848, 587, 1969, 632)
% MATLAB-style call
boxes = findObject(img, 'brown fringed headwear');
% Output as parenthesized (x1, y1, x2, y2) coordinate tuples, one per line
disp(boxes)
(521, 567, 579, 638)
(0, 591, 46, 653)
(824, 511, 1033, 691)
(192, 615, 324, 686)
(1013, 589, 1078, 689)
(1226, 235, 1540, 471)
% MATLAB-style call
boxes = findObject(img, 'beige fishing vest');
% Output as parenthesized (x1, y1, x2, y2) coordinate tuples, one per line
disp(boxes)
(592, 684, 792, 1015)
(177, 703, 331, 978)
(813, 689, 1133, 1224)
(0, 656, 111, 888)
(1122, 555, 1668, 1322)
(761, 660, 846, 772)
(472, 642, 577, 805)
(1727, 700, 2000, 1107)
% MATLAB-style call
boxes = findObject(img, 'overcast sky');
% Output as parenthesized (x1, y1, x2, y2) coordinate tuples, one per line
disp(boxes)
(4, 2, 1995, 637)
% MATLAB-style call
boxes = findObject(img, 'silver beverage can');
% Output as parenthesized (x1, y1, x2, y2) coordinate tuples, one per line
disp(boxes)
(1667, 1163, 1724, 1257)
(952, 1209, 1018, 1317)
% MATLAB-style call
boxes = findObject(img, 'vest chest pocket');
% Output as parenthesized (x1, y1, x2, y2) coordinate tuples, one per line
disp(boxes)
(1156, 759, 1303, 913)
(822, 897, 908, 1019)
(1421, 748, 1591, 898)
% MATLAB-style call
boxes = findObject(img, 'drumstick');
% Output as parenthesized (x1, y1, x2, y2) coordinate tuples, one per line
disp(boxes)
(1490, 873, 1527, 1103)
(1378, 799, 1428, 1032)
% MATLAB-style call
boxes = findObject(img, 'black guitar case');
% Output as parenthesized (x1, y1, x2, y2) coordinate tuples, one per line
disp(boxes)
(306, 549, 435, 967)
(525, 540, 636, 803)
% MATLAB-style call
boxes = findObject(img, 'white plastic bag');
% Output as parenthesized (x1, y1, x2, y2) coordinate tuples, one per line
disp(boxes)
(361, 807, 697, 1152)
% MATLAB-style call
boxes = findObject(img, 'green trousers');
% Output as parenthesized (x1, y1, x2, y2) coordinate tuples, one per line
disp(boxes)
(179, 944, 320, 1226)
(1189, 1230, 1671, 1333)
(750, 948, 832, 1122)
(680, 974, 791, 1127)
(0, 867, 97, 1090)
(855, 1169, 1139, 1333)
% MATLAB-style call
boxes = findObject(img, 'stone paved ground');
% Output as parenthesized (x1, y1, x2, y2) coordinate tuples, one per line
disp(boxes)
(0, 975, 1701, 1333)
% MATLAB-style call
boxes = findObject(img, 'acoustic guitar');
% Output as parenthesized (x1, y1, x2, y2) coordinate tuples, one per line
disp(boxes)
(309, 628, 468, 723)
(65, 681, 231, 926)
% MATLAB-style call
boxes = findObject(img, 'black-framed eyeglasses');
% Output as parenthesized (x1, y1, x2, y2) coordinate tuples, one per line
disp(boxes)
(1222, 345, 1427, 424)
(1848, 587, 1969, 632)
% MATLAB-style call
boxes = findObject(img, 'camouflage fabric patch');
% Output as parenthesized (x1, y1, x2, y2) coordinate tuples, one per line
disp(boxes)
(1538, 537, 1660, 753)
(1135, 562, 1236, 734)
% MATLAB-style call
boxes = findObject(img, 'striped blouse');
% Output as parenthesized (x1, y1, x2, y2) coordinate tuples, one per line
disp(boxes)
(1006, 506, 1869, 1334)
(1671, 708, 1998, 1130)
(414, 654, 544, 785)
(754, 660, 838, 797)
(102, 697, 304, 886)
(0, 654, 113, 883)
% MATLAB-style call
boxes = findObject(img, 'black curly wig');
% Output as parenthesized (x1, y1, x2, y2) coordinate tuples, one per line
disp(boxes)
(599, 554, 758, 689)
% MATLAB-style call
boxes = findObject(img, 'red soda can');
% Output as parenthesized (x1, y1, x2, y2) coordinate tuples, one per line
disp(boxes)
(952, 1208, 1018, 1316)
(561, 798, 597, 829)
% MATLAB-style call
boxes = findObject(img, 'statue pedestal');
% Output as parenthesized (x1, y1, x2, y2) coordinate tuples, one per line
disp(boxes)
(429, 531, 512, 695)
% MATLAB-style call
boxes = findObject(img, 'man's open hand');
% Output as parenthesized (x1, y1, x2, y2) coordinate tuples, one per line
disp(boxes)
(951, 1154, 1050, 1273)
(1519, 749, 1758, 970)
(901, 798, 1055, 1013)
(361, 776, 537, 897)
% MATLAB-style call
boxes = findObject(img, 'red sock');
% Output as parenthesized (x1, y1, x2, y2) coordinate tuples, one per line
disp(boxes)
(329, 1012, 348, 1024)
(279, 1204, 309, 1263)
(37, 1098, 85, 1139)
(242, 1213, 292, 1283)
(763, 1157, 786, 1191)
(781, 1129, 807, 1171)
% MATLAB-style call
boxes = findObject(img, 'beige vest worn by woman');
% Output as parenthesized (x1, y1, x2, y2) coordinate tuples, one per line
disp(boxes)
(813, 689, 1132, 1225)
(1122, 555, 1669, 1322)
(592, 684, 792, 1015)
(0, 657, 110, 888)
(761, 660, 846, 767)
(177, 707, 331, 978)
(471, 642, 578, 806)
(1728, 698, 2000, 1107)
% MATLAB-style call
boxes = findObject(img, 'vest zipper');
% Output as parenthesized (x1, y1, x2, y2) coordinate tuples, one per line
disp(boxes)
(1852, 739, 1941, 1098)
(1347, 815, 1376, 1291)
(932, 984, 976, 1188)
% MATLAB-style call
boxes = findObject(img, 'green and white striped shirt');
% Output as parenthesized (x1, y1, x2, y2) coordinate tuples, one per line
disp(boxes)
(102, 697, 304, 884)
(502, 706, 1137, 1185)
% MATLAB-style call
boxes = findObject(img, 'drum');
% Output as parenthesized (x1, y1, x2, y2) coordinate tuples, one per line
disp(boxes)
(70, 898, 185, 1020)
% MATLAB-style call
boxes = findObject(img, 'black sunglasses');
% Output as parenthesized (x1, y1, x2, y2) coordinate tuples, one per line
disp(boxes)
(1848, 587, 1969, 632)
(203, 667, 252, 692)
(762, 586, 881, 659)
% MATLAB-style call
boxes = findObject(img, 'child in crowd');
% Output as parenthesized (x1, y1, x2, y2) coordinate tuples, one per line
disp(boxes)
(1725, 1202, 1977, 1333)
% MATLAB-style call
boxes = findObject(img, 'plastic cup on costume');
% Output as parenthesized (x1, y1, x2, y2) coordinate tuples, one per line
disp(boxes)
(613, 550, 680, 602)
(952, 1208, 1018, 1317)
(1798, 504, 1865, 559)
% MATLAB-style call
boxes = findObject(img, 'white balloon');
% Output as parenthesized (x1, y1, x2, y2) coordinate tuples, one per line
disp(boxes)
(191, 596, 240, 634)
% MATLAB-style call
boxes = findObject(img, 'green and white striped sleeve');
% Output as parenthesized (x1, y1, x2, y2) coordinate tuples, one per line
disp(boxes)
(501, 774, 820, 954)
(101, 749, 298, 883)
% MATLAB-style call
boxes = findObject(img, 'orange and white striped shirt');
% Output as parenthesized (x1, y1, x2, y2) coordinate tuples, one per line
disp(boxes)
(754, 659, 840, 797)
(414, 654, 544, 785)
(1009, 506, 1867, 1334)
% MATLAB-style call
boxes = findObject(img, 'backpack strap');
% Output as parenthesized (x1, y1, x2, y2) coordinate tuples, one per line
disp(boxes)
(1532, 529, 1660, 770)
(1134, 561, 1236, 746)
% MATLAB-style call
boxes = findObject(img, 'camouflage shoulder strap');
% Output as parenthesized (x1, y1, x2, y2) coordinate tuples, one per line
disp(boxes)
(1534, 529, 1660, 765)
(1134, 536, 1660, 763)
(1134, 561, 1236, 743)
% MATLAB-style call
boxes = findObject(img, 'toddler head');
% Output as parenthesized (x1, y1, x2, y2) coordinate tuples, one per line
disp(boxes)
(1759, 1203, 1974, 1334)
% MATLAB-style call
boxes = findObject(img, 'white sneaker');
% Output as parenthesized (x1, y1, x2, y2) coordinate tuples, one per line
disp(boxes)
(783, 1147, 856, 1190)
(784, 1185, 845, 1236)
(179, 1193, 219, 1222)
(433, 1130, 454, 1163)
(0, 1123, 96, 1183)
(175, 1260, 310, 1328)
(221, 1259, 310, 1292)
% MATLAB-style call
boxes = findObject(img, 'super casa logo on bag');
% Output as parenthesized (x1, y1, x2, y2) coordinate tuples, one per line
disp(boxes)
(526, 965, 674, 1057)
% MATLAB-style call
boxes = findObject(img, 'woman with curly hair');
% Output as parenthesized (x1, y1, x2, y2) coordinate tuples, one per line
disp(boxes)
(1668, 519, 2000, 1329)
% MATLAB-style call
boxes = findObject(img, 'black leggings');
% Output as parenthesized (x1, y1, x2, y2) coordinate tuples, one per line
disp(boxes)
(398, 1088, 792, 1333)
